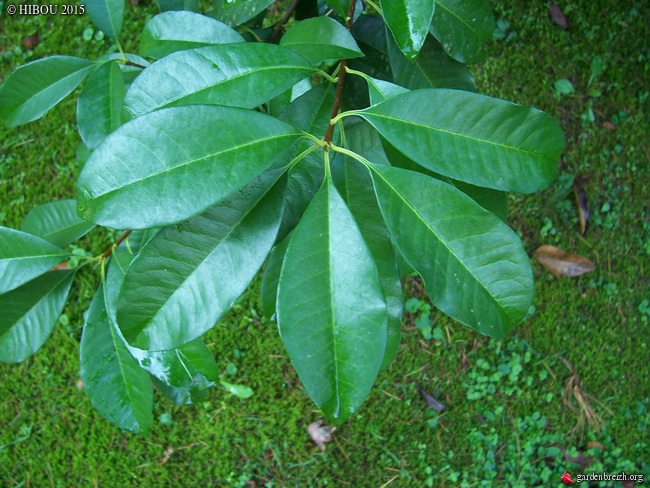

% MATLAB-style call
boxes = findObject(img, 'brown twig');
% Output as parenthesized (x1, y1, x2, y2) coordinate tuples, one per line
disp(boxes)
(323, 0, 357, 144)
(123, 60, 147, 69)
(100, 230, 132, 259)
(267, 0, 300, 43)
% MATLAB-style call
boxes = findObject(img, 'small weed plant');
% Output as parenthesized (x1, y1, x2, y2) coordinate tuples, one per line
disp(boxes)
(0, 0, 564, 430)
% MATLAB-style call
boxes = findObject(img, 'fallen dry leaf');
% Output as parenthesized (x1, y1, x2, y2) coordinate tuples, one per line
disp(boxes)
(533, 245, 595, 278)
(549, 3, 570, 30)
(602, 121, 616, 131)
(573, 179, 590, 235)
(22, 33, 40, 50)
(307, 420, 335, 452)
(418, 389, 445, 412)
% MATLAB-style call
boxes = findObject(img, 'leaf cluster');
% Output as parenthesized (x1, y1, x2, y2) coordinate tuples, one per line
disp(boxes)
(0, 0, 565, 430)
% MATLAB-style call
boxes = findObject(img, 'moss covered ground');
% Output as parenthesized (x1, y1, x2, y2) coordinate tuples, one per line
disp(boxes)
(0, 1, 648, 486)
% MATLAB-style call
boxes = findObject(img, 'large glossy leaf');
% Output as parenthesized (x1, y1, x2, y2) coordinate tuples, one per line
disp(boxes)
(260, 234, 290, 321)
(157, 0, 199, 12)
(429, 0, 494, 63)
(0, 56, 94, 127)
(276, 83, 334, 239)
(277, 177, 388, 424)
(387, 32, 475, 91)
(86, 0, 125, 41)
(370, 165, 533, 337)
(279, 83, 335, 139)
(327, 0, 350, 18)
(353, 89, 565, 193)
(380, 138, 508, 220)
(116, 171, 285, 350)
(211, 0, 273, 26)
(77, 105, 300, 229)
(20, 200, 95, 248)
(381, 0, 436, 60)
(80, 283, 153, 432)
(0, 270, 74, 363)
(280, 17, 363, 65)
(139, 11, 244, 59)
(105, 246, 219, 389)
(76, 61, 126, 150)
(123, 43, 315, 119)
(277, 151, 324, 241)
(332, 158, 402, 370)
(0, 227, 68, 294)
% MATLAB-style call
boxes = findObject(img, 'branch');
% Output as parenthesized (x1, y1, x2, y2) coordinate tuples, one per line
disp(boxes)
(101, 230, 132, 260)
(123, 60, 147, 70)
(268, 0, 300, 43)
(323, 1, 357, 144)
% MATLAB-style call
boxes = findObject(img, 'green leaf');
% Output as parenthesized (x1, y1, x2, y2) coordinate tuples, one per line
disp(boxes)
(220, 380, 254, 399)
(0, 270, 74, 364)
(77, 105, 300, 229)
(123, 43, 316, 119)
(277, 177, 388, 424)
(327, 0, 350, 18)
(153, 377, 208, 405)
(260, 234, 290, 321)
(139, 11, 244, 59)
(353, 89, 565, 193)
(104, 245, 219, 390)
(157, 0, 200, 13)
(452, 181, 508, 222)
(116, 171, 285, 350)
(277, 151, 324, 241)
(95, 53, 151, 86)
(0, 56, 94, 127)
(86, 0, 125, 41)
(348, 69, 409, 105)
(20, 200, 95, 248)
(276, 83, 335, 239)
(350, 15, 393, 82)
(370, 165, 534, 337)
(279, 82, 335, 139)
(381, 0, 436, 60)
(429, 0, 495, 63)
(387, 32, 475, 91)
(380, 138, 508, 220)
(0, 227, 69, 294)
(76, 61, 126, 150)
(331, 158, 403, 371)
(554, 78, 574, 95)
(345, 120, 391, 165)
(80, 283, 153, 433)
(211, 0, 273, 26)
(280, 17, 363, 65)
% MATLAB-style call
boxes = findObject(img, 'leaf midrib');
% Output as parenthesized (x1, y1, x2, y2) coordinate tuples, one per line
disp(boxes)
(89, 131, 297, 202)
(362, 111, 541, 158)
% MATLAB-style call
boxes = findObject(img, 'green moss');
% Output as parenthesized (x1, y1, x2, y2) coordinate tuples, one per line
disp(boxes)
(1, 0, 649, 485)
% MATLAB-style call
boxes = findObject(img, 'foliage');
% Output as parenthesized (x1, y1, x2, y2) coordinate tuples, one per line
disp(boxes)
(0, 0, 565, 430)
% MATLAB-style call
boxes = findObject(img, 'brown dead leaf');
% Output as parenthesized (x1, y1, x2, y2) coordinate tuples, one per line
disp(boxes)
(159, 447, 173, 465)
(602, 121, 616, 131)
(549, 3, 570, 30)
(418, 389, 445, 412)
(52, 261, 69, 270)
(22, 33, 40, 50)
(573, 179, 590, 235)
(533, 245, 595, 278)
(307, 420, 335, 452)
(76, 379, 84, 390)
(587, 441, 604, 450)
